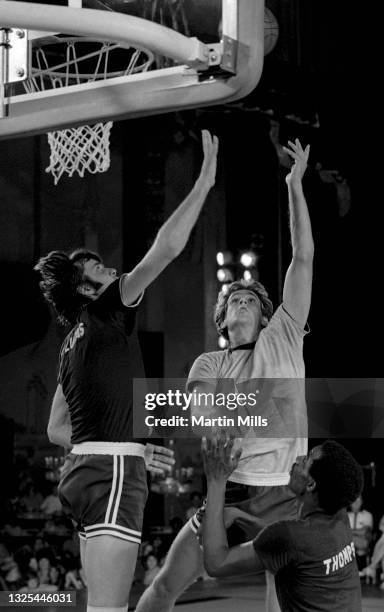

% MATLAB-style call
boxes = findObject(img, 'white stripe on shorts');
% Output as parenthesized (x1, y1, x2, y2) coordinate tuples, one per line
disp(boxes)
(111, 455, 124, 525)
(84, 523, 141, 537)
(190, 514, 202, 534)
(85, 528, 141, 544)
(105, 455, 119, 524)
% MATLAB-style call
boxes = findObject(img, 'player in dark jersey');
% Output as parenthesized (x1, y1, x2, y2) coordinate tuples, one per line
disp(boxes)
(202, 436, 364, 612)
(34, 130, 218, 612)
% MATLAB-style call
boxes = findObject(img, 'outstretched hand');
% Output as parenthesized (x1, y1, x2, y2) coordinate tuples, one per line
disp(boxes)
(144, 444, 175, 476)
(202, 433, 242, 483)
(283, 139, 310, 187)
(200, 129, 219, 189)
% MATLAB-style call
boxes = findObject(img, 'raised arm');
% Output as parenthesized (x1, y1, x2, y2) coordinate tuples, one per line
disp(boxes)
(202, 436, 265, 577)
(282, 139, 314, 327)
(121, 130, 218, 305)
(47, 384, 73, 451)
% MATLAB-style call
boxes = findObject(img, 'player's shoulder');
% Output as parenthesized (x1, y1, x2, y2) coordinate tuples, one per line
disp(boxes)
(92, 277, 121, 309)
(193, 350, 226, 367)
(188, 350, 226, 382)
(263, 303, 309, 336)
(255, 519, 295, 548)
(200, 348, 227, 359)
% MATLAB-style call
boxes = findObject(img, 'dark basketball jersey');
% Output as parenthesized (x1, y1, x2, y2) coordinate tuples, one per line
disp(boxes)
(253, 508, 362, 611)
(58, 278, 145, 444)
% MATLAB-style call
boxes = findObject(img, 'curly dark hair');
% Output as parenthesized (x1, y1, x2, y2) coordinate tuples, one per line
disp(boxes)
(214, 279, 274, 340)
(34, 249, 102, 326)
(310, 440, 364, 514)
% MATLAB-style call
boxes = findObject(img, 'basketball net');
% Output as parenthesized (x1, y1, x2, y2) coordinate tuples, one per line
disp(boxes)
(46, 122, 113, 184)
(24, 38, 154, 184)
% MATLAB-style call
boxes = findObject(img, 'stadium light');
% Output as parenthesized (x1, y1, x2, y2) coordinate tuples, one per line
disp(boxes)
(217, 267, 234, 283)
(216, 251, 233, 267)
(218, 336, 228, 349)
(240, 251, 257, 268)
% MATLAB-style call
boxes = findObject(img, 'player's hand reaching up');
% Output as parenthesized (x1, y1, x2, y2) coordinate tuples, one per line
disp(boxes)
(283, 139, 310, 187)
(202, 433, 242, 484)
(200, 129, 219, 190)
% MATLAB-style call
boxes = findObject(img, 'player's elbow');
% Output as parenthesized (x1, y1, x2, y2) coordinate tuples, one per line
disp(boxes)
(204, 553, 227, 577)
(47, 423, 62, 446)
(204, 559, 221, 577)
(47, 425, 57, 445)
(292, 245, 314, 264)
(155, 229, 184, 262)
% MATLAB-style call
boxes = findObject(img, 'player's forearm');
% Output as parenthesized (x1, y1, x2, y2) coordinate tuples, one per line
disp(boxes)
(156, 173, 212, 258)
(203, 480, 229, 575)
(287, 182, 314, 260)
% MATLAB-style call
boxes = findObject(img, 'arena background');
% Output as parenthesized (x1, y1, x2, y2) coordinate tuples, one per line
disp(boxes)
(0, 0, 382, 607)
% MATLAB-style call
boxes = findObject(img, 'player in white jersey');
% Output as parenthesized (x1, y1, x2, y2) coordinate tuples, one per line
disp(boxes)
(135, 139, 313, 612)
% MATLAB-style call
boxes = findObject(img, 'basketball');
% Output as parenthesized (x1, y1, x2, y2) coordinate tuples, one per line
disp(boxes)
(264, 7, 279, 55)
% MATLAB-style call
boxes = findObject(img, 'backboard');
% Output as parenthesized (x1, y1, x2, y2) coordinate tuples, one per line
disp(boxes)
(0, 0, 265, 139)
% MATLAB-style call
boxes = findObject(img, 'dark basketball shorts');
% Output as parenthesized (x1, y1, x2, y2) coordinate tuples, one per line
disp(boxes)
(189, 481, 299, 539)
(58, 442, 148, 544)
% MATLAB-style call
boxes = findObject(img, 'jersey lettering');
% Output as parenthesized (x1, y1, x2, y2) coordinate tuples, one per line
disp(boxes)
(323, 541, 356, 575)
(64, 322, 85, 353)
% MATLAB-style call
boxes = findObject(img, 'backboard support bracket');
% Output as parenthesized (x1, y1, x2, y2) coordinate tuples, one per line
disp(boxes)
(0, 28, 28, 117)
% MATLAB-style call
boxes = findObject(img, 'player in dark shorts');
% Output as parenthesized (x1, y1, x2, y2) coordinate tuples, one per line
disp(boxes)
(34, 130, 218, 612)
(202, 436, 363, 612)
(135, 139, 313, 612)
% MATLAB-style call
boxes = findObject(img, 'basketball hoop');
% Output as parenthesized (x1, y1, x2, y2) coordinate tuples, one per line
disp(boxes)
(24, 36, 154, 183)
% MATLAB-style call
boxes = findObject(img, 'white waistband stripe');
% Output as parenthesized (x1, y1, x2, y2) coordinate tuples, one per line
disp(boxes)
(71, 442, 145, 456)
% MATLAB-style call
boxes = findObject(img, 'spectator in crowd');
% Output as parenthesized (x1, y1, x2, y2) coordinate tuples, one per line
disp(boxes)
(2, 519, 27, 538)
(360, 514, 384, 589)
(43, 519, 56, 536)
(169, 516, 183, 535)
(40, 486, 62, 516)
(19, 484, 43, 514)
(33, 537, 49, 556)
(1, 556, 23, 590)
(64, 558, 85, 590)
(0, 542, 12, 570)
(28, 557, 38, 573)
(143, 554, 161, 588)
(19, 571, 40, 592)
(37, 555, 51, 586)
(62, 531, 80, 557)
(13, 546, 34, 580)
(141, 542, 154, 558)
(49, 565, 65, 590)
(152, 537, 166, 559)
(348, 495, 373, 570)
(185, 492, 204, 521)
